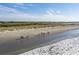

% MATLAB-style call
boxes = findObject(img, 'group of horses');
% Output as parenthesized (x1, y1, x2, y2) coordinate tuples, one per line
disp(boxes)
(16, 31, 50, 41)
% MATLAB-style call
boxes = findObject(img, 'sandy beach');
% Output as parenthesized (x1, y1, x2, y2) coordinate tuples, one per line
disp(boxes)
(0, 25, 79, 44)
(20, 37, 79, 55)
(0, 25, 79, 54)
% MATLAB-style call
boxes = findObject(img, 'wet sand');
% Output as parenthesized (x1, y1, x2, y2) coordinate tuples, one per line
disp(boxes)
(0, 25, 79, 54)
(20, 36, 79, 55)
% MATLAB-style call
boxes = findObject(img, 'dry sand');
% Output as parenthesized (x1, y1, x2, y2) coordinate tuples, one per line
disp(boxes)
(0, 25, 79, 54)
(0, 25, 79, 44)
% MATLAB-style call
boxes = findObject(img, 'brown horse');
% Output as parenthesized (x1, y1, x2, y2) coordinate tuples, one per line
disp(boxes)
(16, 36, 25, 41)
(40, 32, 46, 37)
(47, 32, 50, 35)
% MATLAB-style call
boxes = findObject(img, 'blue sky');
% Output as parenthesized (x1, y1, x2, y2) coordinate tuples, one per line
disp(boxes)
(0, 3, 79, 22)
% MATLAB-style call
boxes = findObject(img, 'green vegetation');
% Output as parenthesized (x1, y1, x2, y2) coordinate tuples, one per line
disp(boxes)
(0, 21, 78, 31)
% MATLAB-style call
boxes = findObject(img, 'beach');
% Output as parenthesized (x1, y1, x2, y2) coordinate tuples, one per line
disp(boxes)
(20, 37, 79, 55)
(0, 25, 79, 44)
(0, 25, 79, 54)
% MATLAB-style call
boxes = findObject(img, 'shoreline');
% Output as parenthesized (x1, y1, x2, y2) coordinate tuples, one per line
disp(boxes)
(0, 25, 78, 44)
(0, 25, 79, 54)
(20, 37, 79, 55)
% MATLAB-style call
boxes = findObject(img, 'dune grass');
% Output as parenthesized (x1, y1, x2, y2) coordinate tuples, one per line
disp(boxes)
(0, 22, 78, 31)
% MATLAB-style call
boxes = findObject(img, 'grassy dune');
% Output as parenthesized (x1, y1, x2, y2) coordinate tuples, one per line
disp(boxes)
(0, 22, 78, 31)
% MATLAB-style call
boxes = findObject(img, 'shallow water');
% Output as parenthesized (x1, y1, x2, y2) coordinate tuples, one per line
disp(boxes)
(0, 28, 79, 54)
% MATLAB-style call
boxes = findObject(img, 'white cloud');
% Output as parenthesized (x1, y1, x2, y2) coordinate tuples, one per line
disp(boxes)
(0, 7, 77, 22)
(46, 9, 61, 15)
(13, 3, 36, 10)
(15, 3, 25, 6)
(0, 12, 75, 22)
(15, 3, 35, 7)
(0, 5, 19, 13)
(13, 3, 28, 10)
(27, 4, 35, 6)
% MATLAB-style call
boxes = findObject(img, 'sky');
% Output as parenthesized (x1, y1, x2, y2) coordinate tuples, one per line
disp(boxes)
(0, 3, 79, 22)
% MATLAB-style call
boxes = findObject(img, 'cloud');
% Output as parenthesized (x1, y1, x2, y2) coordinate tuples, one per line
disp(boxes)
(26, 4, 35, 6)
(0, 6, 77, 22)
(0, 12, 75, 22)
(46, 9, 61, 15)
(0, 5, 19, 14)
(13, 3, 28, 10)
(15, 3, 36, 7)
(15, 3, 25, 6)
(0, 13, 37, 21)
(13, 3, 36, 10)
